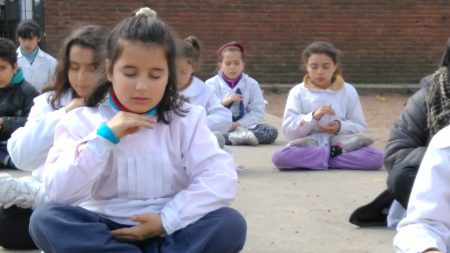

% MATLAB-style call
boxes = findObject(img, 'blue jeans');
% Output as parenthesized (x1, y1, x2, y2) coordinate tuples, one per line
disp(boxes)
(30, 203, 247, 253)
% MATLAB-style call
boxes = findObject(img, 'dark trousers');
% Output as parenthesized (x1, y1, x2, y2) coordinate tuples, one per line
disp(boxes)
(0, 142, 8, 163)
(0, 206, 38, 249)
(387, 165, 418, 209)
(30, 203, 247, 253)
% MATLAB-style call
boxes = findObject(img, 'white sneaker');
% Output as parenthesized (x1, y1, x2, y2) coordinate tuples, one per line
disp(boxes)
(229, 127, 259, 146)
(0, 173, 44, 210)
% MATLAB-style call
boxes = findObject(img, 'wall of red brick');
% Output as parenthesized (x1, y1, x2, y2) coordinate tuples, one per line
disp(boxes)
(43, 0, 450, 85)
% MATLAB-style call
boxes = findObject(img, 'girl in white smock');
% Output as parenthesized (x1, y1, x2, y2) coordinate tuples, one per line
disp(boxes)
(28, 9, 246, 253)
(175, 36, 231, 148)
(271, 41, 383, 170)
(206, 41, 278, 146)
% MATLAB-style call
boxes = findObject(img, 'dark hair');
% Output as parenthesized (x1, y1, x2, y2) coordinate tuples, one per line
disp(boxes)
(16, 19, 42, 39)
(217, 41, 245, 62)
(44, 25, 108, 110)
(176, 35, 201, 73)
(0, 38, 18, 66)
(302, 41, 342, 75)
(86, 7, 186, 124)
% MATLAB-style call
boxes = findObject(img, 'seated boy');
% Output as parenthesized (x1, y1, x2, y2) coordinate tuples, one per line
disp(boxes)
(0, 38, 39, 168)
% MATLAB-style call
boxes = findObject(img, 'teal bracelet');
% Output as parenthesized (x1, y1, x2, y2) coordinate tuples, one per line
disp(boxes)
(97, 123, 120, 144)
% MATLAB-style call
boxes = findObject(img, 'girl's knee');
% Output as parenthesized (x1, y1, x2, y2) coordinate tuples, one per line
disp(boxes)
(271, 148, 285, 168)
(349, 147, 383, 170)
(254, 125, 278, 144)
(30, 203, 58, 232)
(214, 208, 247, 251)
(221, 207, 246, 232)
(271, 147, 297, 169)
(367, 148, 384, 169)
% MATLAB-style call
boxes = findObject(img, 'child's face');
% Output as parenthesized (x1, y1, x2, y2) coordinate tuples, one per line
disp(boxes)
(219, 50, 244, 80)
(176, 57, 194, 90)
(108, 42, 168, 113)
(0, 58, 17, 88)
(18, 36, 40, 53)
(305, 53, 337, 88)
(68, 45, 99, 99)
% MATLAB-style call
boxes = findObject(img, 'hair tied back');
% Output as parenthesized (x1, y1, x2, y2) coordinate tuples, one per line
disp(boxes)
(135, 7, 157, 18)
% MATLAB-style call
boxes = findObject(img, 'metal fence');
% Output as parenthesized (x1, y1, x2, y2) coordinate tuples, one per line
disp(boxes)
(0, 0, 45, 48)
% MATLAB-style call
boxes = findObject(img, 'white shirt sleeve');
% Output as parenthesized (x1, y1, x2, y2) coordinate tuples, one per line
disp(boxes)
(204, 91, 232, 134)
(394, 128, 450, 253)
(339, 87, 367, 134)
(236, 79, 265, 128)
(282, 85, 318, 140)
(7, 94, 66, 172)
(160, 108, 237, 234)
(41, 110, 114, 204)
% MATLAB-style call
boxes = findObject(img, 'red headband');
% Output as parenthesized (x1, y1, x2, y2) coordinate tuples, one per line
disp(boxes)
(218, 41, 244, 57)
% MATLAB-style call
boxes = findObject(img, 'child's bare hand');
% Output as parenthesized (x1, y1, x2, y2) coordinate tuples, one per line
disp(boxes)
(312, 105, 335, 120)
(111, 213, 164, 241)
(318, 120, 340, 134)
(107, 111, 157, 138)
(222, 94, 242, 106)
(65, 98, 85, 113)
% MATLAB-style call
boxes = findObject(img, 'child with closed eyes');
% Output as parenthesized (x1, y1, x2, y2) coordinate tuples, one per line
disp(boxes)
(176, 35, 231, 148)
(272, 41, 383, 170)
(206, 41, 278, 146)
(28, 7, 246, 253)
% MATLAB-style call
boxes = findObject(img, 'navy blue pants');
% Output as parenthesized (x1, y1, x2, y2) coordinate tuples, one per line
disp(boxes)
(30, 203, 247, 253)
(0, 142, 8, 162)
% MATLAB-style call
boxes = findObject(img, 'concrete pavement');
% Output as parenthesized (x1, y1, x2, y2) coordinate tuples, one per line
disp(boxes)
(0, 113, 395, 252)
(231, 114, 395, 252)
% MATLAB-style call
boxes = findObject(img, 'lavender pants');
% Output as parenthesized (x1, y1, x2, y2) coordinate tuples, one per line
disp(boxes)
(272, 145, 383, 170)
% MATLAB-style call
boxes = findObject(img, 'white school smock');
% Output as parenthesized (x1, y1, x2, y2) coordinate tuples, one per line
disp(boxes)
(394, 126, 450, 253)
(205, 72, 265, 129)
(7, 91, 72, 178)
(41, 101, 237, 235)
(180, 76, 232, 134)
(17, 47, 57, 92)
(282, 82, 367, 145)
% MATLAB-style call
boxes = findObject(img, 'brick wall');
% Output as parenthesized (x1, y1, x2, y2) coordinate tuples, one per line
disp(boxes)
(44, 0, 450, 85)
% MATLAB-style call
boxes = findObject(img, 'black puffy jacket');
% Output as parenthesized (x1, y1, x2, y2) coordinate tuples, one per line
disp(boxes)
(0, 80, 39, 141)
(384, 75, 433, 173)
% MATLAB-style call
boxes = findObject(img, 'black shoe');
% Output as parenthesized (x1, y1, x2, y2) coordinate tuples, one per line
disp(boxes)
(349, 189, 394, 227)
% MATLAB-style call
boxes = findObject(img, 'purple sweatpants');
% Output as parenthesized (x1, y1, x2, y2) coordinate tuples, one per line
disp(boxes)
(272, 145, 383, 170)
